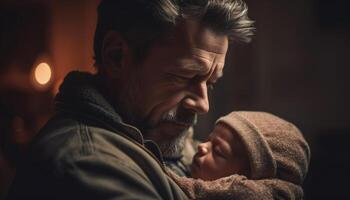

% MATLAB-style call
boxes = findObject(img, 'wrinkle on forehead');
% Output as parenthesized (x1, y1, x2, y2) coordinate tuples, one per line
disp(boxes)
(173, 50, 224, 76)
(184, 47, 226, 75)
(152, 19, 228, 79)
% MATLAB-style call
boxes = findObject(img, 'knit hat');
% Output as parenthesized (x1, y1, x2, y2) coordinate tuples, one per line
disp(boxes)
(216, 111, 310, 185)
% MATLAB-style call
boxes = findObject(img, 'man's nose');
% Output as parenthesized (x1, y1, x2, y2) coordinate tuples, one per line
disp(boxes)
(182, 82, 209, 114)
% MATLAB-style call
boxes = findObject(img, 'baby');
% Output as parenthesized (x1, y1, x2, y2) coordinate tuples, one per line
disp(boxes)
(168, 111, 311, 200)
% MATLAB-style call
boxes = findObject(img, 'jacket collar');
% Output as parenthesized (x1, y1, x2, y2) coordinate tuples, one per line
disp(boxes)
(55, 71, 144, 144)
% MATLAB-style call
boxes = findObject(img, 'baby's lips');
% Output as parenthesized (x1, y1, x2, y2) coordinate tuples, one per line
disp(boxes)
(192, 154, 201, 168)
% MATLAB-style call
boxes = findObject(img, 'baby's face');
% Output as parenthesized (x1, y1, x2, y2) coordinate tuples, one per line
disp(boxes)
(190, 123, 250, 180)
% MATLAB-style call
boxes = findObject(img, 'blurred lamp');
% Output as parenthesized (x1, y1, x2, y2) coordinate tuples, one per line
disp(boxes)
(34, 62, 52, 86)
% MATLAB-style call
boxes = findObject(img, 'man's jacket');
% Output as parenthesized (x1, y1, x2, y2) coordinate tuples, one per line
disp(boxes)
(7, 71, 188, 200)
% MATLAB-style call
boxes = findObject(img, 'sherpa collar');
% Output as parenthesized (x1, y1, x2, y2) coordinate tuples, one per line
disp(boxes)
(55, 71, 144, 144)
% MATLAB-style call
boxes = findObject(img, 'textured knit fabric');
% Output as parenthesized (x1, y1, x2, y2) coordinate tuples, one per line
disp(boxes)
(168, 170, 303, 200)
(217, 111, 311, 185)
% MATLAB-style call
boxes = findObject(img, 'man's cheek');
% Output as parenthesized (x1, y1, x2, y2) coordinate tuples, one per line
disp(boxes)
(148, 90, 188, 126)
(150, 106, 168, 126)
(152, 103, 177, 124)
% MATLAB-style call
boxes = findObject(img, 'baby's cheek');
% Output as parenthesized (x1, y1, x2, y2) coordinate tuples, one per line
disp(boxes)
(204, 158, 221, 177)
(212, 160, 233, 178)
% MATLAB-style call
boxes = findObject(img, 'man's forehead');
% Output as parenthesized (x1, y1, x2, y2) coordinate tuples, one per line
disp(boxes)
(163, 19, 229, 54)
(177, 50, 225, 73)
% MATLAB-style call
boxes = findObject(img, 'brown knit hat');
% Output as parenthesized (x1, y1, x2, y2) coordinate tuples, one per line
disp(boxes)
(216, 111, 311, 185)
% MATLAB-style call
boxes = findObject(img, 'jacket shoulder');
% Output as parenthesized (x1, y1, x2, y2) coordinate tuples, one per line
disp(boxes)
(30, 115, 141, 173)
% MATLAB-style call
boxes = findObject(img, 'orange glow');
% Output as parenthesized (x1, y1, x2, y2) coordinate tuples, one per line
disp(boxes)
(34, 62, 52, 85)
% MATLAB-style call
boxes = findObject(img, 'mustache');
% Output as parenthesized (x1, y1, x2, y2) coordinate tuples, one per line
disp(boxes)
(161, 106, 197, 126)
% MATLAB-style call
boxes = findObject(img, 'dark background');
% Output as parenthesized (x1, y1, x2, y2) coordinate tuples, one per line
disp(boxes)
(1, 0, 349, 199)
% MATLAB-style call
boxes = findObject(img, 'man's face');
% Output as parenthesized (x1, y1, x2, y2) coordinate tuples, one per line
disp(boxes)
(190, 123, 250, 181)
(116, 20, 229, 157)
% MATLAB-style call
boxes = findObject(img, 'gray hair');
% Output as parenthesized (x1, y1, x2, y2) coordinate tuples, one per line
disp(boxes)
(178, 0, 255, 42)
(93, 0, 254, 68)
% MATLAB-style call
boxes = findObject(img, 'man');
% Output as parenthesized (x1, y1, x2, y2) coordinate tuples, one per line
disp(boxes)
(8, 0, 301, 199)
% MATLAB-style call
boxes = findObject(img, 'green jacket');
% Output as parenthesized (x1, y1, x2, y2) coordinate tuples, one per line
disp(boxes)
(7, 72, 188, 200)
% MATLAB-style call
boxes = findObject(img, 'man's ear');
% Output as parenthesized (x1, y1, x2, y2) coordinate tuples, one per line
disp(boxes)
(101, 31, 130, 78)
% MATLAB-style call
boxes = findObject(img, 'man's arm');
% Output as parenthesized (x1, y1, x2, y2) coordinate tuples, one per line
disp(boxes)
(59, 152, 164, 200)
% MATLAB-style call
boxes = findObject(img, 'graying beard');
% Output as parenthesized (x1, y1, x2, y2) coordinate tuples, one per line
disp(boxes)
(119, 82, 189, 158)
(158, 130, 187, 158)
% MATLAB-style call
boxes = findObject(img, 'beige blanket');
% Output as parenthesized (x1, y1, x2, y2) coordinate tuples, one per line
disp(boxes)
(168, 171, 303, 200)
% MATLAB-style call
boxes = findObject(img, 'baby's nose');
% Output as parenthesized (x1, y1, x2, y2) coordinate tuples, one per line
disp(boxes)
(197, 143, 209, 155)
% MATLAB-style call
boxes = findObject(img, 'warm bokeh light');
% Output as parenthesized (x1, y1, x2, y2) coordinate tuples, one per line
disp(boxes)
(34, 62, 52, 85)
